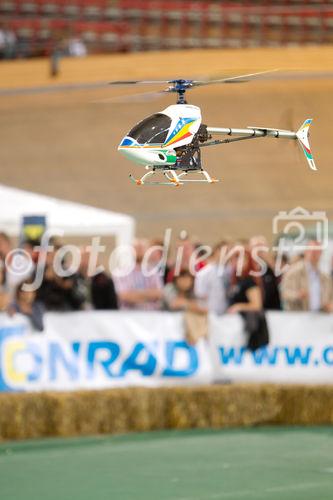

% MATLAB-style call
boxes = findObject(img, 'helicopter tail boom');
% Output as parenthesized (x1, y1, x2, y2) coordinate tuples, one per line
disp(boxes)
(206, 126, 296, 138)
(207, 120, 316, 171)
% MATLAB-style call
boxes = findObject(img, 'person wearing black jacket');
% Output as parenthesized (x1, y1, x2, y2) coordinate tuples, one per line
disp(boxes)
(226, 246, 269, 351)
(91, 272, 118, 310)
(36, 244, 86, 311)
(226, 252, 262, 314)
(78, 249, 118, 310)
(249, 235, 281, 310)
(36, 266, 86, 311)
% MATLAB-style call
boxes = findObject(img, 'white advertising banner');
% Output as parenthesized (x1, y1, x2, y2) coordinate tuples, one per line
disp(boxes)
(0, 311, 213, 392)
(209, 312, 333, 384)
(0, 311, 333, 392)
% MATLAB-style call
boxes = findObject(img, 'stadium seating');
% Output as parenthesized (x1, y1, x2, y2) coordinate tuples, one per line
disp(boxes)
(1, 0, 333, 56)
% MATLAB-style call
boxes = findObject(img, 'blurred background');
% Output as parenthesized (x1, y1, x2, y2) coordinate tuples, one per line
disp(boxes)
(1, 0, 333, 56)
(2, 6, 333, 495)
(1, 0, 333, 243)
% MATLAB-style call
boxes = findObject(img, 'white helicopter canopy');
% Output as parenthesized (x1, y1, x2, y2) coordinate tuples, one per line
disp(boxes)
(124, 104, 202, 147)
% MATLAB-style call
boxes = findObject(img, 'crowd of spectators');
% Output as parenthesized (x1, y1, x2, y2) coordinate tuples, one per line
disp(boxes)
(0, 24, 17, 59)
(0, 230, 332, 332)
(0, 23, 87, 60)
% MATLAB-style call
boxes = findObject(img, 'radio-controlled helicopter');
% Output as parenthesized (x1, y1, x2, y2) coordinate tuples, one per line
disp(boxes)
(110, 72, 316, 186)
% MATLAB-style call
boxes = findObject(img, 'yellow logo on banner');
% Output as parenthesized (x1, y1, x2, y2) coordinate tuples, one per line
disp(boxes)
(4, 339, 27, 383)
(23, 224, 44, 241)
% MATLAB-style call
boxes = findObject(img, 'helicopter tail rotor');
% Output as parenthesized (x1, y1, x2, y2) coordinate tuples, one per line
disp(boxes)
(296, 119, 317, 171)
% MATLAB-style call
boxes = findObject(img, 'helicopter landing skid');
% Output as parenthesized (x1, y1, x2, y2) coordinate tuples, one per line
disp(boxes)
(129, 169, 219, 186)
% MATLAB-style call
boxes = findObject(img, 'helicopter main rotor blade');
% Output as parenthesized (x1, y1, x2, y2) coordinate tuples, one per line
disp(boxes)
(109, 70, 280, 92)
(192, 69, 280, 87)
(109, 80, 172, 85)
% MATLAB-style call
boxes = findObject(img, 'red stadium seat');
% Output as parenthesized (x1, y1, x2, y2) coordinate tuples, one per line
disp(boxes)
(207, 4, 223, 24)
(104, 3, 122, 21)
(0, 0, 16, 15)
(11, 18, 39, 39)
(62, 1, 81, 18)
(325, 11, 333, 29)
(37, 22, 52, 41)
(39, 1, 61, 17)
(81, 0, 106, 20)
(17, 0, 38, 16)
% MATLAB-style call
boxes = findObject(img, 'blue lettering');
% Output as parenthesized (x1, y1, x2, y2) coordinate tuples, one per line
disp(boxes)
(218, 345, 313, 366)
(283, 346, 312, 365)
(49, 342, 81, 381)
(26, 343, 43, 382)
(251, 347, 279, 366)
(219, 346, 246, 365)
(162, 341, 198, 377)
(87, 341, 120, 379)
(119, 343, 157, 376)
(323, 346, 333, 366)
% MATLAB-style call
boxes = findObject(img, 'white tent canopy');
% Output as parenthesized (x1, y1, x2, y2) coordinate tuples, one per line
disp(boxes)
(0, 184, 135, 246)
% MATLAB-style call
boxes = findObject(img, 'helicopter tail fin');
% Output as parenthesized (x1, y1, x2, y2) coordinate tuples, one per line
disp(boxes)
(296, 119, 317, 171)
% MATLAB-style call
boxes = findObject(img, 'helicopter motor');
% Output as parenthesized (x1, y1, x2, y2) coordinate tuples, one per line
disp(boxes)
(173, 124, 210, 172)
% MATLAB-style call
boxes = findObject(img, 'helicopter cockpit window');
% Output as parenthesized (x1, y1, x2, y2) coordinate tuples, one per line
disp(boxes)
(128, 113, 171, 144)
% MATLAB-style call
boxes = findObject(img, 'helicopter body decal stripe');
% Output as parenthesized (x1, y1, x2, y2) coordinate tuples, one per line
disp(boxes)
(164, 118, 196, 146)
(165, 131, 192, 147)
(119, 145, 166, 149)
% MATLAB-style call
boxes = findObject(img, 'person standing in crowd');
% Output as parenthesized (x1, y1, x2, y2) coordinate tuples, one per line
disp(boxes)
(78, 249, 118, 310)
(166, 234, 206, 282)
(194, 240, 229, 315)
(164, 269, 208, 345)
(113, 239, 163, 310)
(164, 269, 206, 313)
(8, 279, 45, 331)
(249, 235, 281, 310)
(91, 272, 118, 310)
(36, 239, 86, 311)
(226, 246, 262, 313)
(0, 25, 5, 59)
(193, 241, 209, 272)
(147, 237, 171, 284)
(281, 241, 333, 312)
(0, 232, 34, 297)
(166, 235, 195, 283)
(0, 232, 12, 267)
(0, 23, 17, 59)
(226, 246, 269, 351)
(67, 36, 87, 57)
(0, 259, 9, 312)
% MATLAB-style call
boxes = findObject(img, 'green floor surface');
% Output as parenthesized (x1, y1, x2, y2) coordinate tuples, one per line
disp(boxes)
(1, 427, 333, 500)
